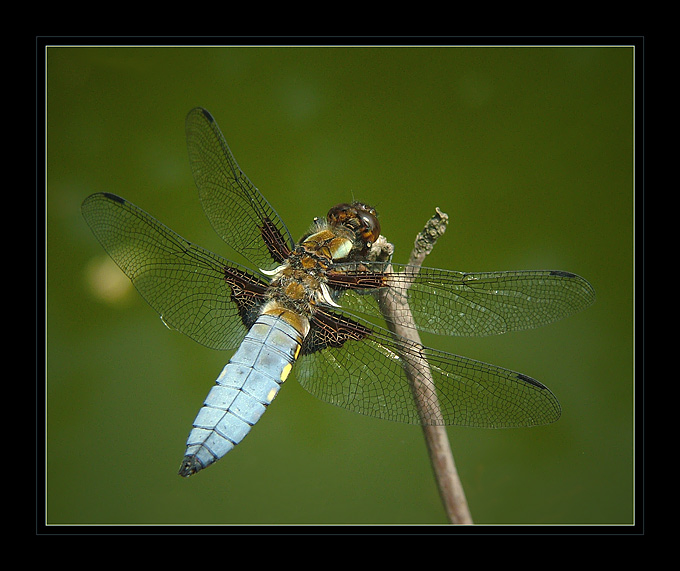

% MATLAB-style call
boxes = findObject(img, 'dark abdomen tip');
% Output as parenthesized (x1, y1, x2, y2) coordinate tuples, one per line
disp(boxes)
(178, 455, 204, 477)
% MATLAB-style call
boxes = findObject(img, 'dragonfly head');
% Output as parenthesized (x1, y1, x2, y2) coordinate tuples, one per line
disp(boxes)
(327, 202, 381, 250)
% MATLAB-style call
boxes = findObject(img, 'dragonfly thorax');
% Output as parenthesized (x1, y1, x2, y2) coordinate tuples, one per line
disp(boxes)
(299, 227, 354, 261)
(264, 247, 341, 320)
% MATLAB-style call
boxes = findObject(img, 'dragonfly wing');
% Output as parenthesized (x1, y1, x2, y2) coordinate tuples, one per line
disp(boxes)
(295, 308, 561, 427)
(331, 264, 595, 337)
(185, 107, 294, 270)
(81, 192, 267, 351)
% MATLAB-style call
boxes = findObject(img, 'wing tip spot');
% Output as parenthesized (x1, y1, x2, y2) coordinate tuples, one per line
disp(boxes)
(549, 270, 576, 278)
(516, 372, 546, 389)
(102, 192, 125, 205)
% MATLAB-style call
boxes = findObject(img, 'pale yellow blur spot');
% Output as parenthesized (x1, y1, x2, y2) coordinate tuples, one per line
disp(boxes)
(84, 255, 133, 304)
(266, 387, 278, 403)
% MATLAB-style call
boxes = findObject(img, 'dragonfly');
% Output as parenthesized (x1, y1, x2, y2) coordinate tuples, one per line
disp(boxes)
(81, 107, 595, 477)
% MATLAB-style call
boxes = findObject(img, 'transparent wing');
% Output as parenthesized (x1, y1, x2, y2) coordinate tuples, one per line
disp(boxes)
(81, 192, 267, 351)
(332, 264, 596, 337)
(295, 309, 561, 427)
(185, 107, 294, 270)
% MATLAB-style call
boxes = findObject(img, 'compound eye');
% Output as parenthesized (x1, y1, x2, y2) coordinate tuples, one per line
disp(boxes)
(327, 203, 352, 225)
(358, 210, 380, 244)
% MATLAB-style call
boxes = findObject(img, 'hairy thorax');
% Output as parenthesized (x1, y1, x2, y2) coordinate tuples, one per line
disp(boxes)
(265, 224, 353, 315)
(258, 202, 381, 337)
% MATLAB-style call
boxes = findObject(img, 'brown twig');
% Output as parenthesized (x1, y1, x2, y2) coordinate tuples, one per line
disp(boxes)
(374, 208, 473, 524)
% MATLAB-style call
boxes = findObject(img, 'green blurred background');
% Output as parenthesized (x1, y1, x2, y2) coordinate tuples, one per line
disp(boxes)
(46, 45, 634, 526)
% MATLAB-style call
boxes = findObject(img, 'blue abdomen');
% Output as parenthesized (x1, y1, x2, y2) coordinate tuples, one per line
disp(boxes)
(179, 312, 303, 476)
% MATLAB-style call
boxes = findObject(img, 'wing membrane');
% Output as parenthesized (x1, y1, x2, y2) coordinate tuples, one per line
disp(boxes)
(332, 264, 595, 337)
(185, 107, 294, 269)
(296, 309, 561, 427)
(81, 192, 267, 351)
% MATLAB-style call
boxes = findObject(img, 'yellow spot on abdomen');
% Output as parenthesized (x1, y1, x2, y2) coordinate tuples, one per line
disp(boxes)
(266, 387, 278, 403)
(281, 362, 293, 382)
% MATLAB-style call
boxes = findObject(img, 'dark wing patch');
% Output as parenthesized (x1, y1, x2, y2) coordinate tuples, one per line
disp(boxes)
(302, 309, 372, 355)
